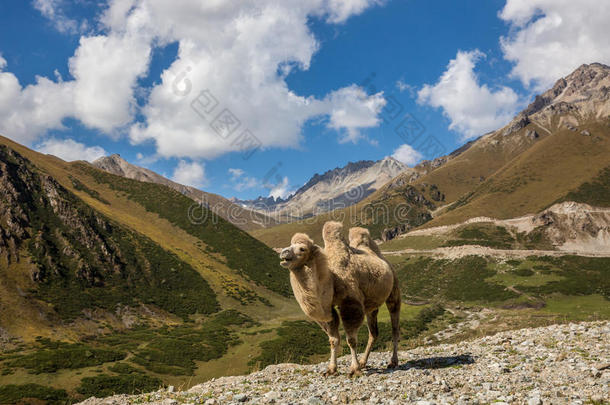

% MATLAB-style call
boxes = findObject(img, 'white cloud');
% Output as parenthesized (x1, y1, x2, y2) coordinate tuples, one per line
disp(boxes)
(324, 85, 386, 143)
(391, 144, 422, 166)
(172, 160, 206, 189)
(323, 0, 384, 24)
(228, 168, 245, 179)
(417, 50, 520, 140)
(125, 1, 386, 158)
(396, 79, 417, 98)
(1, 0, 385, 156)
(33, 0, 84, 35)
(268, 176, 293, 200)
(228, 168, 260, 191)
(36, 138, 106, 162)
(69, 32, 151, 132)
(0, 60, 75, 144)
(499, 0, 610, 90)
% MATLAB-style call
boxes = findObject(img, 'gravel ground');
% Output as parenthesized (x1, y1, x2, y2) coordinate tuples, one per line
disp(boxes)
(78, 321, 610, 405)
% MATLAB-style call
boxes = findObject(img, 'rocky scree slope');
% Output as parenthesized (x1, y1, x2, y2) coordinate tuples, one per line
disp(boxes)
(78, 321, 610, 405)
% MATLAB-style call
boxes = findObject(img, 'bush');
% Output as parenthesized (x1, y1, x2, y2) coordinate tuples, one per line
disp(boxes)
(8, 344, 126, 374)
(249, 321, 329, 369)
(559, 166, 610, 207)
(397, 256, 518, 302)
(77, 374, 162, 397)
(512, 268, 534, 277)
(0, 384, 68, 405)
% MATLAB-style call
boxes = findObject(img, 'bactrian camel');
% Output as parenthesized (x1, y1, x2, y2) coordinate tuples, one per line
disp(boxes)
(279, 221, 401, 376)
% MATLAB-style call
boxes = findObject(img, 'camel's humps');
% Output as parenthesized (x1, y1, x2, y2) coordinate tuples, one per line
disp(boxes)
(279, 222, 401, 376)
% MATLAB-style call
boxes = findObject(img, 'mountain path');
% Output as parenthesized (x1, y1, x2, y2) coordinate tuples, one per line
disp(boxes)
(382, 245, 610, 259)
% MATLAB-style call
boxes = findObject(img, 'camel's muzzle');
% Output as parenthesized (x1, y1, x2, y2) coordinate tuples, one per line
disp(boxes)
(279, 248, 294, 267)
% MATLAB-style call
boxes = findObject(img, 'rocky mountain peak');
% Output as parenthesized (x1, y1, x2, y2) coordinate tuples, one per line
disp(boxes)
(502, 62, 610, 136)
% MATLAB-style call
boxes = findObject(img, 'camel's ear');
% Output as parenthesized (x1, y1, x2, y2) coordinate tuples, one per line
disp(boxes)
(308, 244, 322, 261)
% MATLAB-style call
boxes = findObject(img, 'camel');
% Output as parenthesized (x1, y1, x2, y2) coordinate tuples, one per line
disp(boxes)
(279, 221, 401, 376)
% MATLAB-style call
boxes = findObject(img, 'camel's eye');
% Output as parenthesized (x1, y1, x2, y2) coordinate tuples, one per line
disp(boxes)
(299, 247, 306, 252)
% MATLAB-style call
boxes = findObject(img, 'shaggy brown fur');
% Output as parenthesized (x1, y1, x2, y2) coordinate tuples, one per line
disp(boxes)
(279, 222, 401, 376)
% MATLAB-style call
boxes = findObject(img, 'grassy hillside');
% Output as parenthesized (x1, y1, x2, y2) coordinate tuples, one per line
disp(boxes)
(0, 144, 219, 321)
(75, 163, 290, 297)
(0, 136, 302, 401)
(558, 165, 610, 207)
(424, 121, 610, 227)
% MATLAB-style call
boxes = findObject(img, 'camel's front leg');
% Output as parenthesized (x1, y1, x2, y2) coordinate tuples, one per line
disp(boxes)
(340, 299, 365, 377)
(359, 309, 379, 369)
(317, 308, 341, 376)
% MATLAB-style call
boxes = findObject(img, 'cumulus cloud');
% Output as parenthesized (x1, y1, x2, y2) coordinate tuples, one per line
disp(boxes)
(1, 0, 385, 156)
(391, 144, 422, 166)
(395, 79, 417, 98)
(69, 32, 151, 133)
(417, 50, 520, 140)
(36, 138, 106, 162)
(229, 168, 245, 179)
(323, 0, 384, 24)
(0, 59, 75, 144)
(324, 85, 386, 143)
(499, 0, 610, 90)
(172, 160, 206, 189)
(227, 168, 260, 191)
(124, 0, 386, 158)
(268, 176, 293, 200)
(33, 0, 84, 35)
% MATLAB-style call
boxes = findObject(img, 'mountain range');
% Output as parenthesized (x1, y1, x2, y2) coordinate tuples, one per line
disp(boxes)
(250, 63, 610, 247)
(232, 156, 408, 219)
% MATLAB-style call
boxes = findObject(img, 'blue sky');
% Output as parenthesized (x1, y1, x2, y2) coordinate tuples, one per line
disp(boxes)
(0, 0, 608, 199)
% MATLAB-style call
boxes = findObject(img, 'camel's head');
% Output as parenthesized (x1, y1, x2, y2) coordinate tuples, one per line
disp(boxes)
(279, 233, 319, 270)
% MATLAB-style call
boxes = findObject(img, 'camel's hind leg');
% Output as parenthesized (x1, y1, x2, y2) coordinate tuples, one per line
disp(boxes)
(339, 298, 365, 377)
(317, 308, 341, 376)
(386, 278, 401, 368)
(358, 309, 379, 369)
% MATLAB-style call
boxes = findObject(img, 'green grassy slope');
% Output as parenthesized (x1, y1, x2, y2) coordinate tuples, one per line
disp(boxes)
(75, 163, 290, 297)
(425, 121, 610, 227)
(0, 136, 301, 401)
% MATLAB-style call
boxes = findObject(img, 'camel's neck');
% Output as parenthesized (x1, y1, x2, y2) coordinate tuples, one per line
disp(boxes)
(289, 253, 334, 323)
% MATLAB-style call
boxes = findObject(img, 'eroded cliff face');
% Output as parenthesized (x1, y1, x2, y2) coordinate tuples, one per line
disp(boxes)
(533, 202, 610, 253)
(0, 145, 123, 284)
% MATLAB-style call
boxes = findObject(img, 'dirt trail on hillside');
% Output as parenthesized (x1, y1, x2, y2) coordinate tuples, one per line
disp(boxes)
(382, 245, 610, 259)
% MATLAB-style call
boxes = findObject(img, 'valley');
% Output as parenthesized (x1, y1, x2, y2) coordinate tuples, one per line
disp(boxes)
(1, 63, 609, 404)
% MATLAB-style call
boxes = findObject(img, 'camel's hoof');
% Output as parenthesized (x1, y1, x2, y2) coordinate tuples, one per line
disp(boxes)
(348, 369, 363, 378)
(387, 361, 398, 369)
(358, 360, 367, 369)
(322, 368, 337, 377)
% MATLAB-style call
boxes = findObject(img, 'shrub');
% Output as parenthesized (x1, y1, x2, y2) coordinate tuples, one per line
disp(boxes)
(0, 384, 68, 405)
(8, 344, 126, 374)
(512, 268, 534, 277)
(77, 374, 162, 397)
